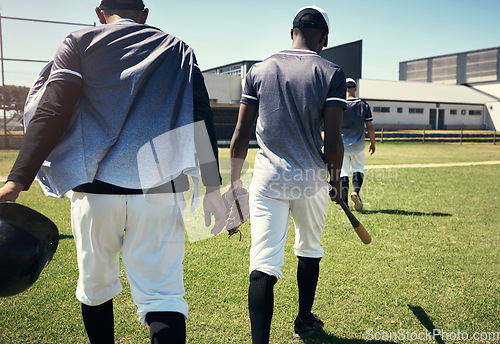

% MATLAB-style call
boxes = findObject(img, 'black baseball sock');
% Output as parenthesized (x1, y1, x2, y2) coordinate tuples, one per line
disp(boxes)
(340, 176, 349, 205)
(248, 270, 278, 344)
(81, 299, 114, 344)
(297, 256, 321, 320)
(352, 172, 364, 196)
(146, 311, 186, 344)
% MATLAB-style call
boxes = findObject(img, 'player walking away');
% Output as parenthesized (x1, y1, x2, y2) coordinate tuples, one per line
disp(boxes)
(228, 6, 346, 343)
(340, 77, 376, 211)
(0, 1, 225, 343)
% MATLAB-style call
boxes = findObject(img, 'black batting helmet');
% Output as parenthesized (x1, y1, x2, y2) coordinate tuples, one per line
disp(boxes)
(0, 202, 58, 297)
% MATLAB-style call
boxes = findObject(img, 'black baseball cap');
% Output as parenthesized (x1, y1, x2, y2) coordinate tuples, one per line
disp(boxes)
(99, 0, 145, 10)
(292, 6, 330, 34)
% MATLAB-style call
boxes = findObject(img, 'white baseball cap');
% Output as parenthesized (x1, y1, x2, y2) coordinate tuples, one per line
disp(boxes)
(346, 78, 357, 88)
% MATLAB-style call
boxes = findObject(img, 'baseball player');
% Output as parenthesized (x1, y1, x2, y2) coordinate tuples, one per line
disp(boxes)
(228, 6, 346, 342)
(340, 77, 376, 211)
(0, 1, 225, 343)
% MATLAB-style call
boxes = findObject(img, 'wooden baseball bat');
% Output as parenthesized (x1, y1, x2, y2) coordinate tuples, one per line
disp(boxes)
(339, 202, 371, 244)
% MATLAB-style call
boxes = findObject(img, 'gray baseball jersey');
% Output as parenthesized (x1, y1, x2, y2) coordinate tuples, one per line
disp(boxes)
(241, 49, 346, 200)
(342, 98, 373, 155)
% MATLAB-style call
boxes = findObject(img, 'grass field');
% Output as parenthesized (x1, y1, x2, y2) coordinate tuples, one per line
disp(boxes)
(0, 143, 499, 343)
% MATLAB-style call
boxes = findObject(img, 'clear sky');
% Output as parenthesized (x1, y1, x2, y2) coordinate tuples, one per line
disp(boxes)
(0, 0, 499, 87)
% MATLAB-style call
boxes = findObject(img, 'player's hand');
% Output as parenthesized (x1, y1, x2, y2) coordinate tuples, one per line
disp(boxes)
(369, 143, 376, 155)
(223, 180, 249, 233)
(329, 180, 344, 204)
(0, 181, 23, 203)
(203, 186, 226, 236)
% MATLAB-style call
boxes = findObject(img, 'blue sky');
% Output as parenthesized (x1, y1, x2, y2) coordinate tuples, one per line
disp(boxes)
(0, 0, 499, 86)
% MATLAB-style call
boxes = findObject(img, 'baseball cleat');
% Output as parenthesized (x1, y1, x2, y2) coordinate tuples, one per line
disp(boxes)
(350, 192, 363, 211)
(293, 313, 324, 340)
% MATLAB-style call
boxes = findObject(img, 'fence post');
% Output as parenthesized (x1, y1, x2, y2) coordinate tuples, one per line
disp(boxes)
(494, 131, 497, 145)
(0, 14, 7, 149)
(460, 129, 463, 145)
(422, 128, 426, 144)
(381, 128, 384, 143)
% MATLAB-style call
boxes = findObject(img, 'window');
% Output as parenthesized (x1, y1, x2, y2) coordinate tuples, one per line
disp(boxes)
(469, 110, 482, 116)
(218, 65, 242, 76)
(397, 108, 403, 113)
(409, 108, 424, 114)
(461, 110, 466, 115)
(373, 106, 390, 113)
(450, 109, 457, 115)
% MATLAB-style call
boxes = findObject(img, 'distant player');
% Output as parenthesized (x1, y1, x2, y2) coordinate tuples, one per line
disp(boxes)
(340, 77, 376, 211)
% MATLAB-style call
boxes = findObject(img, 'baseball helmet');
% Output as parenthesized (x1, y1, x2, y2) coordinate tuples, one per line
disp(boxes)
(0, 202, 59, 297)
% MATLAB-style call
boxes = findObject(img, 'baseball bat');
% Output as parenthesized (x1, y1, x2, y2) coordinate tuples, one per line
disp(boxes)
(339, 202, 371, 244)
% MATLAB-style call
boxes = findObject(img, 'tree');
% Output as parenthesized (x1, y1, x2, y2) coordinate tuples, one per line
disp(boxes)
(0, 85, 30, 111)
(0, 85, 30, 133)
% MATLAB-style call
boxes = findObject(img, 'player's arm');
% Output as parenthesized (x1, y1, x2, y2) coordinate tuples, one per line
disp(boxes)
(365, 120, 376, 155)
(0, 80, 82, 202)
(324, 67, 346, 203)
(324, 106, 344, 203)
(230, 104, 257, 184)
(230, 69, 258, 185)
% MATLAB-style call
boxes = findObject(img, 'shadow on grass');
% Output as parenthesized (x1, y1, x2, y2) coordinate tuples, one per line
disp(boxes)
(59, 234, 73, 240)
(302, 328, 397, 344)
(362, 209, 452, 217)
(408, 305, 445, 344)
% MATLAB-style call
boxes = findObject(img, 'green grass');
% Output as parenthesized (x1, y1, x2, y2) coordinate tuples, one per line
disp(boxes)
(364, 142, 500, 166)
(0, 144, 499, 343)
(216, 142, 500, 170)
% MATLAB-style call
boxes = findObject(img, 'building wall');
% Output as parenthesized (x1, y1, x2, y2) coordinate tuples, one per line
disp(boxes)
(320, 40, 362, 79)
(203, 73, 242, 104)
(364, 100, 485, 130)
(400, 47, 500, 85)
(485, 101, 500, 130)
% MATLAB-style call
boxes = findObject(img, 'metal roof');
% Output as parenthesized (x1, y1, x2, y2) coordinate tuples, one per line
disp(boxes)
(358, 79, 498, 105)
(399, 46, 500, 64)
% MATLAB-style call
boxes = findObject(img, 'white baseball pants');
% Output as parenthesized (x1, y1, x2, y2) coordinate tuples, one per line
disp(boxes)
(70, 192, 188, 323)
(248, 187, 329, 280)
(341, 149, 365, 177)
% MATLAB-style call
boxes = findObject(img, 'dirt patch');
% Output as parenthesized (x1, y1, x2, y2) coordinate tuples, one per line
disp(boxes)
(365, 160, 500, 169)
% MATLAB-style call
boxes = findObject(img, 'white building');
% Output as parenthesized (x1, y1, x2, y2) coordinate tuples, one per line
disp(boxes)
(357, 79, 500, 130)
(202, 44, 500, 131)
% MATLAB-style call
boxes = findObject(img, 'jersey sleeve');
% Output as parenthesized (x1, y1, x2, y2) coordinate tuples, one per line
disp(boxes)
(325, 67, 347, 109)
(49, 33, 83, 87)
(8, 80, 82, 189)
(362, 101, 373, 121)
(193, 59, 222, 187)
(240, 67, 259, 106)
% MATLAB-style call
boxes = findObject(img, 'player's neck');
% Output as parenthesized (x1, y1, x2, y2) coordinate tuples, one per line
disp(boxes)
(346, 91, 357, 99)
(291, 39, 320, 54)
